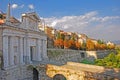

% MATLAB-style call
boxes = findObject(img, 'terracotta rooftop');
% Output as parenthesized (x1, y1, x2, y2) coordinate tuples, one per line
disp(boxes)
(0, 13, 20, 24)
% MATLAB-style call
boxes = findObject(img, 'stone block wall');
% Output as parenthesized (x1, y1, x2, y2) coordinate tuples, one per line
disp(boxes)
(47, 49, 85, 65)
(0, 64, 52, 80)
(0, 27, 3, 69)
(95, 50, 116, 59)
(0, 49, 116, 80)
(47, 49, 115, 65)
(46, 62, 120, 80)
(0, 65, 33, 80)
(66, 62, 105, 71)
(36, 64, 52, 80)
(0, 27, 3, 51)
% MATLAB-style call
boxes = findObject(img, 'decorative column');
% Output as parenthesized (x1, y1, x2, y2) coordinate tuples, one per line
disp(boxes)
(24, 32, 29, 64)
(19, 37, 24, 64)
(37, 39, 42, 61)
(42, 39, 48, 60)
(27, 38, 30, 63)
(9, 36, 14, 66)
(23, 37, 27, 63)
(3, 35, 9, 68)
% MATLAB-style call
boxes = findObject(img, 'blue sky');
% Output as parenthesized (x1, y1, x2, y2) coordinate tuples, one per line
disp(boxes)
(0, 0, 120, 17)
(0, 0, 120, 41)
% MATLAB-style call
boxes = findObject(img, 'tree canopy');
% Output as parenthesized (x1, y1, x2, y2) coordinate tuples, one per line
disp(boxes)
(95, 50, 120, 68)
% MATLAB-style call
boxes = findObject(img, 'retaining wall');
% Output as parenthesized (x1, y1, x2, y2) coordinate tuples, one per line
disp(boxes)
(47, 49, 115, 65)
(0, 65, 33, 80)
(46, 62, 120, 80)
(0, 49, 116, 80)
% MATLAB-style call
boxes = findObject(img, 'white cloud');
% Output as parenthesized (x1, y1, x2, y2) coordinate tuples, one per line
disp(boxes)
(63, 25, 69, 29)
(83, 11, 98, 19)
(20, 4, 24, 8)
(44, 11, 120, 41)
(51, 21, 57, 27)
(101, 16, 120, 22)
(11, 4, 24, 9)
(11, 4, 18, 9)
(28, 4, 34, 9)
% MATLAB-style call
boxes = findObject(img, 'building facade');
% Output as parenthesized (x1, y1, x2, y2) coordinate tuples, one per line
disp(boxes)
(0, 4, 48, 70)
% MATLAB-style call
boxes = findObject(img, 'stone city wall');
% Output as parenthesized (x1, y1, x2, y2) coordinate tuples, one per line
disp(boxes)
(46, 62, 120, 80)
(0, 28, 3, 69)
(0, 64, 52, 80)
(47, 49, 115, 65)
(0, 27, 3, 51)
(33, 64, 52, 80)
(0, 49, 116, 80)
(0, 65, 33, 80)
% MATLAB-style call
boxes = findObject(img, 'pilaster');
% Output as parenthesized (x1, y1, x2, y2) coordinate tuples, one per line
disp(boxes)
(19, 37, 24, 64)
(37, 39, 42, 61)
(10, 36, 14, 66)
(3, 35, 9, 68)
(42, 39, 48, 60)
(27, 38, 31, 63)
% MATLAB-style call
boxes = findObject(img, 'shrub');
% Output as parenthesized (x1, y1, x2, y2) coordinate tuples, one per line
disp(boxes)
(81, 59, 94, 65)
(95, 50, 120, 68)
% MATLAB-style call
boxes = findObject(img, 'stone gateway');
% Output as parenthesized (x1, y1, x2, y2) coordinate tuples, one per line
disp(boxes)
(0, 4, 48, 70)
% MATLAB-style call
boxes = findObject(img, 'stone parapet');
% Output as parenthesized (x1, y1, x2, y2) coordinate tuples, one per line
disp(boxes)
(66, 62, 105, 72)
(46, 62, 120, 80)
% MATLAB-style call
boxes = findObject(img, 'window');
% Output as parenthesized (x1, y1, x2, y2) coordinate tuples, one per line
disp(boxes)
(14, 55, 17, 65)
(14, 46, 18, 53)
(30, 46, 36, 61)
(81, 52, 85, 58)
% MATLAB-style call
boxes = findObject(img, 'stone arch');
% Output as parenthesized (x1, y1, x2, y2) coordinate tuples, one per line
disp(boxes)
(33, 68, 39, 80)
(53, 74, 67, 80)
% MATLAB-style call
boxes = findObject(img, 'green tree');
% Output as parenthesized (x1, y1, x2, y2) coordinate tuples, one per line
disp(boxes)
(95, 51, 120, 68)
(56, 32, 61, 39)
(0, 14, 3, 19)
(61, 33, 65, 40)
(81, 42, 86, 50)
(97, 39, 104, 44)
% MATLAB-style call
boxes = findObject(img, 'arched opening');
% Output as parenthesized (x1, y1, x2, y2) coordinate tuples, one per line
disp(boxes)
(81, 52, 85, 58)
(53, 74, 66, 80)
(33, 68, 39, 80)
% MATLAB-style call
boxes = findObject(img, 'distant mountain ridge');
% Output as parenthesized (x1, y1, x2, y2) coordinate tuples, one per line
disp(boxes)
(112, 40, 120, 45)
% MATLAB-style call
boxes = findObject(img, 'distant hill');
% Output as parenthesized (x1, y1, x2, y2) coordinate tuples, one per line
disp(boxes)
(112, 40, 120, 45)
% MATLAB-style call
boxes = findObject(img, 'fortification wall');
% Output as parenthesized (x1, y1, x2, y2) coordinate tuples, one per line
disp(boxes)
(0, 27, 3, 69)
(47, 49, 115, 65)
(0, 64, 52, 80)
(0, 65, 33, 80)
(0, 27, 3, 51)
(46, 62, 120, 80)
(0, 49, 116, 80)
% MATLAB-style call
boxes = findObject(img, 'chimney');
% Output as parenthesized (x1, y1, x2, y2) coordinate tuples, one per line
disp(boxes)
(6, 3, 11, 24)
